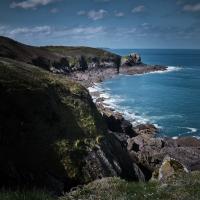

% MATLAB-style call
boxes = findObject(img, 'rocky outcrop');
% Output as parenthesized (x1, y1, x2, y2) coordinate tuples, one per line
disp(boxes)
(128, 135, 200, 179)
(156, 156, 189, 182)
(121, 53, 142, 66)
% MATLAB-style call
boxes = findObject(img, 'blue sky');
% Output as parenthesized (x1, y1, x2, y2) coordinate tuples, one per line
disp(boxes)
(0, 0, 200, 48)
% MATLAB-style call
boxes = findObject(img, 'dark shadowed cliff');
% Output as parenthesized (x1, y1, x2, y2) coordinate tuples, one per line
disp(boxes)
(0, 56, 143, 193)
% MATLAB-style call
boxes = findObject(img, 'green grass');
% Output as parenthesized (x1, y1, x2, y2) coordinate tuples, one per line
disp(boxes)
(0, 57, 107, 190)
(43, 46, 117, 58)
(0, 190, 54, 200)
(61, 171, 200, 200)
(1, 172, 200, 200)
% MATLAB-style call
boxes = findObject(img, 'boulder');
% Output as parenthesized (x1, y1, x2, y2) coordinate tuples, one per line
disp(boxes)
(130, 136, 200, 178)
(133, 123, 158, 136)
(157, 156, 189, 182)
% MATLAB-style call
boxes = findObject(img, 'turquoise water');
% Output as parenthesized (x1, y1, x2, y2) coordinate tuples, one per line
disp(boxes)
(100, 49, 200, 138)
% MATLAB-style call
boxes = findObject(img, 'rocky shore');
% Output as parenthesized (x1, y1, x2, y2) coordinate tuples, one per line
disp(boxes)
(89, 81, 200, 180)
(0, 36, 200, 197)
(80, 53, 200, 182)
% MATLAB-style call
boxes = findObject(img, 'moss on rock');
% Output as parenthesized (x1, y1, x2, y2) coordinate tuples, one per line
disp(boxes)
(0, 58, 107, 192)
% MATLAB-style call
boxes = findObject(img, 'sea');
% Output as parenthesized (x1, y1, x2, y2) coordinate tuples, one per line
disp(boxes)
(89, 49, 200, 139)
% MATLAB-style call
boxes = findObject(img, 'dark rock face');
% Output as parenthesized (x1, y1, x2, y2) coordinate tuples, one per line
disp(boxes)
(52, 57, 70, 73)
(0, 58, 105, 193)
(83, 132, 145, 182)
(0, 58, 145, 193)
(32, 56, 51, 70)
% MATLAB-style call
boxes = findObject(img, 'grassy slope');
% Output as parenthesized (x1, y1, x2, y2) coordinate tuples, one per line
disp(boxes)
(0, 57, 106, 190)
(42, 46, 117, 58)
(0, 36, 120, 71)
(1, 171, 200, 200)
(62, 171, 200, 200)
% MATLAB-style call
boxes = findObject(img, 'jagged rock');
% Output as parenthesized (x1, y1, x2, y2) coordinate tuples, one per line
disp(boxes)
(102, 111, 137, 137)
(83, 132, 145, 182)
(157, 156, 189, 182)
(133, 123, 158, 136)
(130, 136, 200, 178)
(121, 53, 142, 66)
(52, 57, 70, 73)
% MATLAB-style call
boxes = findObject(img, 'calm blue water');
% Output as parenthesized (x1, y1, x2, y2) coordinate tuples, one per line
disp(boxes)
(101, 49, 200, 138)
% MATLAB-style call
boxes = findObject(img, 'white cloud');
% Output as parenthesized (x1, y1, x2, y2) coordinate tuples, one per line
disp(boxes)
(9, 26, 51, 36)
(87, 9, 107, 20)
(115, 11, 124, 17)
(50, 8, 59, 13)
(132, 5, 145, 13)
(1, 25, 105, 41)
(10, 0, 59, 9)
(77, 9, 107, 20)
(183, 3, 200, 12)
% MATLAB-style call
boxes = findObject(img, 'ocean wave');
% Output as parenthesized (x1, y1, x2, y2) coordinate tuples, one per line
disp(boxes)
(151, 114, 183, 120)
(128, 66, 182, 76)
(184, 127, 198, 134)
(193, 136, 200, 140)
(147, 66, 182, 74)
(178, 126, 198, 134)
(88, 83, 104, 93)
(89, 84, 158, 128)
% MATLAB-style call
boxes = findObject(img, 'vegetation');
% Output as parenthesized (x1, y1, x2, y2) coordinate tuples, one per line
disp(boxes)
(1, 171, 200, 200)
(62, 171, 200, 200)
(0, 189, 54, 200)
(0, 36, 121, 72)
(43, 46, 117, 59)
(0, 57, 106, 191)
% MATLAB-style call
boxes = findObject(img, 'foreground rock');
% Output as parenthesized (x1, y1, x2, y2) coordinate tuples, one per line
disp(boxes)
(156, 155, 189, 181)
(129, 135, 200, 178)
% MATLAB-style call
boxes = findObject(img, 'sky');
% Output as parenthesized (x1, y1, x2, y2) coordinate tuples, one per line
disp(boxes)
(0, 0, 200, 48)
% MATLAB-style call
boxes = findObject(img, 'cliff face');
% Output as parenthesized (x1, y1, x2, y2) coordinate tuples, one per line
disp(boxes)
(0, 57, 142, 193)
(0, 36, 121, 74)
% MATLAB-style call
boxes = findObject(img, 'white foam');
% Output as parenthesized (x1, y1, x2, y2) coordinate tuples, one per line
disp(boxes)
(193, 136, 200, 140)
(172, 136, 178, 140)
(151, 114, 183, 120)
(147, 66, 182, 75)
(89, 84, 151, 127)
(178, 126, 198, 134)
(186, 127, 198, 133)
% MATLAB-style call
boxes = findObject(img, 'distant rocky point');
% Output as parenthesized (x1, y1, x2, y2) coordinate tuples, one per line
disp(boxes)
(121, 53, 142, 66)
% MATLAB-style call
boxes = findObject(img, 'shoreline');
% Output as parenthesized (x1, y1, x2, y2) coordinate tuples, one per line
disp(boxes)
(87, 65, 176, 135)
(85, 64, 200, 174)
(87, 65, 199, 141)
(69, 64, 167, 88)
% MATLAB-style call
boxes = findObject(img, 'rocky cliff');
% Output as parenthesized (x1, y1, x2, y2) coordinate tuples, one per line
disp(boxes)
(0, 57, 143, 193)
(0, 36, 121, 74)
